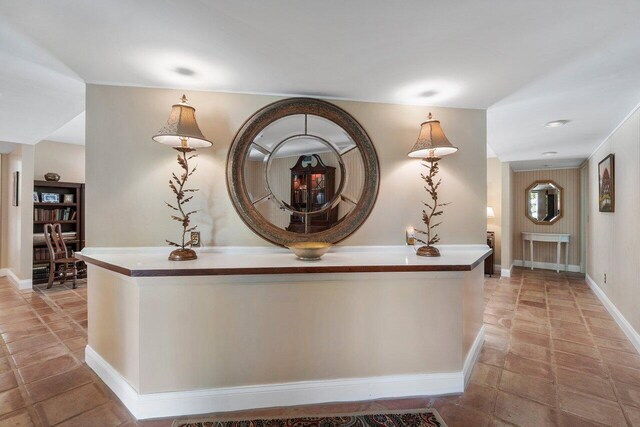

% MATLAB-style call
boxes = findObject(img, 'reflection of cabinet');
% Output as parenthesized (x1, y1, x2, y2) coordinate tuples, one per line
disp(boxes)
(287, 154, 338, 233)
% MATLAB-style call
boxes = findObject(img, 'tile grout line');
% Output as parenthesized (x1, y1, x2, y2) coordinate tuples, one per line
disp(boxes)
(544, 277, 561, 420)
(33, 282, 136, 426)
(0, 281, 45, 426)
(3, 280, 103, 426)
(569, 282, 634, 426)
(490, 272, 525, 425)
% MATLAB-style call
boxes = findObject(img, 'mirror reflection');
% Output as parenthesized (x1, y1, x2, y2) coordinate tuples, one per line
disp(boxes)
(526, 181, 563, 224)
(243, 114, 365, 234)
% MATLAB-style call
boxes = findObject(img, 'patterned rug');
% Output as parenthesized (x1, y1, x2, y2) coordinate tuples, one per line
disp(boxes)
(172, 409, 447, 427)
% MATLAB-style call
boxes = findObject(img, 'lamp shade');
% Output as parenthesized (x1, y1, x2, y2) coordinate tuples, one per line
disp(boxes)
(152, 95, 212, 148)
(408, 113, 458, 159)
(487, 206, 495, 218)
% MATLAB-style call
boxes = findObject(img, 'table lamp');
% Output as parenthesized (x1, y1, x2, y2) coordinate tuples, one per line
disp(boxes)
(152, 95, 213, 261)
(408, 113, 458, 257)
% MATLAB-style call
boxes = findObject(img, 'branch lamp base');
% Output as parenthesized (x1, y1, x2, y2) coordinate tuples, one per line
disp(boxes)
(416, 245, 441, 257)
(168, 248, 198, 261)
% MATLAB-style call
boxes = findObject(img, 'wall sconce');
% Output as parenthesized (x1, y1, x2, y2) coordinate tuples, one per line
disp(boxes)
(152, 94, 213, 261)
(408, 113, 458, 257)
(487, 206, 495, 219)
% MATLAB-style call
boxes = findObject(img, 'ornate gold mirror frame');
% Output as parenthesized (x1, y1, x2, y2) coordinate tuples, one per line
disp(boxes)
(226, 98, 380, 246)
(525, 179, 564, 225)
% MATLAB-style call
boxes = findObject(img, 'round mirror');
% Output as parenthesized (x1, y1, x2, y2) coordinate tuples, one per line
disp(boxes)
(526, 180, 563, 224)
(228, 98, 379, 246)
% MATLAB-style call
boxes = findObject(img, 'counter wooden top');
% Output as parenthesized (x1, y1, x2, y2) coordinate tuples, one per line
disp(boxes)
(78, 245, 492, 277)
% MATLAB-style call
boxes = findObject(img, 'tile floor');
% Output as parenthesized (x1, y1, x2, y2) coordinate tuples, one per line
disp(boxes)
(1, 268, 640, 426)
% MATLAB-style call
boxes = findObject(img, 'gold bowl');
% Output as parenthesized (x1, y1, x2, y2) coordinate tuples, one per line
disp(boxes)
(286, 242, 332, 260)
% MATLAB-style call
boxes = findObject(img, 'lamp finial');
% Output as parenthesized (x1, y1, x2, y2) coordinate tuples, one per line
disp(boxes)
(180, 94, 188, 104)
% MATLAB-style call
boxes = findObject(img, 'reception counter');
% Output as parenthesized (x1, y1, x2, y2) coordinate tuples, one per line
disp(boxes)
(79, 245, 490, 419)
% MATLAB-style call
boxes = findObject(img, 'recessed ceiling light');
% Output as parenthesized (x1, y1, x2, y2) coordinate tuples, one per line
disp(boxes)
(545, 120, 569, 128)
(174, 66, 196, 76)
(419, 90, 439, 98)
(396, 80, 461, 105)
(542, 151, 557, 156)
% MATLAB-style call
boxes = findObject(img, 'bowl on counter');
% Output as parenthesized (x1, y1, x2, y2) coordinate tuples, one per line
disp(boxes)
(286, 242, 332, 261)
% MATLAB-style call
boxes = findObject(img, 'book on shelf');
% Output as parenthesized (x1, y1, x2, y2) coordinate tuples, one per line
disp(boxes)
(33, 207, 77, 222)
(33, 265, 49, 280)
(33, 231, 77, 244)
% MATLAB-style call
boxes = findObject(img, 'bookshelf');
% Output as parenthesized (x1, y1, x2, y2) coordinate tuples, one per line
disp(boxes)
(32, 181, 85, 284)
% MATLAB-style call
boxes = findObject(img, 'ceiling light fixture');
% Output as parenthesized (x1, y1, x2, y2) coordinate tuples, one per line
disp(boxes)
(396, 81, 460, 105)
(174, 66, 196, 77)
(545, 120, 569, 128)
(542, 151, 557, 156)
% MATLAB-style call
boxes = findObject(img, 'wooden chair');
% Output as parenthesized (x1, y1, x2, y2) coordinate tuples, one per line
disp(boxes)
(44, 223, 81, 289)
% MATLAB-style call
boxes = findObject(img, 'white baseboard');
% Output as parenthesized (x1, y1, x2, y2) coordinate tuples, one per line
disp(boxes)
(515, 259, 581, 273)
(86, 327, 484, 420)
(3, 269, 32, 290)
(463, 325, 485, 386)
(585, 275, 640, 354)
(501, 263, 514, 278)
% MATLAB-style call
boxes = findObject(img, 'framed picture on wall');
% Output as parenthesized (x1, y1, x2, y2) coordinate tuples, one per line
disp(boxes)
(598, 154, 615, 212)
(12, 171, 19, 207)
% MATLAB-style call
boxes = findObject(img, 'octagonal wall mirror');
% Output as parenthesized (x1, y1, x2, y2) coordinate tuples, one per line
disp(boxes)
(227, 98, 380, 246)
(526, 180, 563, 225)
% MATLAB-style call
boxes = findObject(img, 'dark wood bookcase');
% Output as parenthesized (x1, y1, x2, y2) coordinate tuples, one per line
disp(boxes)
(485, 231, 495, 277)
(32, 181, 85, 284)
(286, 154, 338, 233)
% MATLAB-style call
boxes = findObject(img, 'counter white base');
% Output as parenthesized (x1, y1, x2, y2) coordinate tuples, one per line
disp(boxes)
(80, 245, 489, 420)
(86, 326, 484, 420)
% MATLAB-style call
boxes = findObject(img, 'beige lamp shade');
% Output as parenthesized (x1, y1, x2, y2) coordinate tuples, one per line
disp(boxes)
(408, 113, 458, 159)
(487, 206, 496, 218)
(152, 95, 212, 148)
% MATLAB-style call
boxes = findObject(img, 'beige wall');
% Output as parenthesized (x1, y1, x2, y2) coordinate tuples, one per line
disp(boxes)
(587, 107, 640, 332)
(0, 145, 34, 280)
(487, 157, 502, 265)
(500, 163, 514, 272)
(34, 140, 85, 183)
(85, 84, 487, 248)
(513, 168, 582, 266)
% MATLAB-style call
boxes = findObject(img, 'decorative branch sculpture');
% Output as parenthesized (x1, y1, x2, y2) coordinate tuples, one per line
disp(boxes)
(165, 147, 200, 258)
(414, 158, 451, 257)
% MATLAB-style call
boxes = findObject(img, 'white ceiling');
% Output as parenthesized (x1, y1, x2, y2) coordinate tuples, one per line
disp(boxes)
(45, 111, 85, 145)
(1, 0, 640, 167)
(0, 14, 84, 146)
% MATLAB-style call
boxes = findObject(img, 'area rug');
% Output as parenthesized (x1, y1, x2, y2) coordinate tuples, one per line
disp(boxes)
(172, 408, 447, 427)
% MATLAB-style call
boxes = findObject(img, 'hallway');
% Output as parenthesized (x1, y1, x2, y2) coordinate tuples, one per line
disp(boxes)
(1, 268, 639, 426)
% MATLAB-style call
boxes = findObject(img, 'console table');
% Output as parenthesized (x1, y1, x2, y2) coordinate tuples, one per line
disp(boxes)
(521, 232, 570, 273)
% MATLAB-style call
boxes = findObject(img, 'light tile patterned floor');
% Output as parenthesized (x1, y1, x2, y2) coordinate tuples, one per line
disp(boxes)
(1, 268, 640, 426)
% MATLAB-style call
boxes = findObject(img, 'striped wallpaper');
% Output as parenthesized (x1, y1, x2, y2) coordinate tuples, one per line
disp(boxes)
(513, 168, 581, 266)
